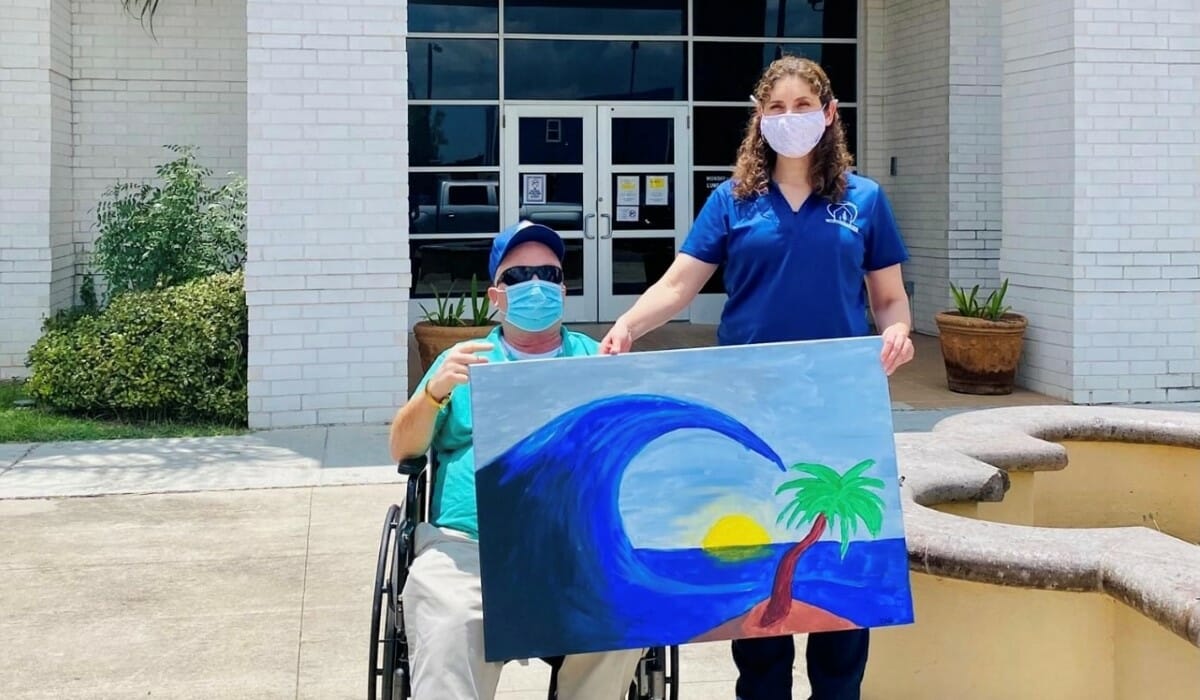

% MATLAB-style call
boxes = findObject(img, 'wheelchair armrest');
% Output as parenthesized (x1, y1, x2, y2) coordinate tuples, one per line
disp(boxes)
(397, 455, 428, 477)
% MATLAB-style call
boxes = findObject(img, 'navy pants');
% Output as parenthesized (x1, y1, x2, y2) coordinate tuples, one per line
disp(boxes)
(732, 630, 869, 700)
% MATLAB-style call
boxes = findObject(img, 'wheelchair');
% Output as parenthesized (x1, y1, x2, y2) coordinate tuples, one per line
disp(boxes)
(369, 454, 680, 700)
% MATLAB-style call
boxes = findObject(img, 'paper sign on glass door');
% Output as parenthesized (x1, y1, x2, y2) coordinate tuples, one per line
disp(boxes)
(646, 176, 669, 206)
(523, 174, 547, 205)
(617, 176, 640, 206)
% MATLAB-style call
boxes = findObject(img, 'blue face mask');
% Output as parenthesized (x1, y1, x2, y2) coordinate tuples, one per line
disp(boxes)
(502, 279, 564, 332)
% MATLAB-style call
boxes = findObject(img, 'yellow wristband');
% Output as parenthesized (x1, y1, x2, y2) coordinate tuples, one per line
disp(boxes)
(424, 384, 449, 410)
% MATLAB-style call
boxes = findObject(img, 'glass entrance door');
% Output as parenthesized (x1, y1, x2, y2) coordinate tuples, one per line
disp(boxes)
(502, 104, 690, 323)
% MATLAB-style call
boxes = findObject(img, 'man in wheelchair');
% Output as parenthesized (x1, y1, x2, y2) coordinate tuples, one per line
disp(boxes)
(389, 221, 645, 699)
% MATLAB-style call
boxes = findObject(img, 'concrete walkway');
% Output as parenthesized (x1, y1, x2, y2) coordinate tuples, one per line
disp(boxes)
(0, 407, 1033, 499)
(0, 425, 753, 699)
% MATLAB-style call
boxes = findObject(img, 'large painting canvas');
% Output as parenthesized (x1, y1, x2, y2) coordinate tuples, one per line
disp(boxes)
(469, 337, 914, 662)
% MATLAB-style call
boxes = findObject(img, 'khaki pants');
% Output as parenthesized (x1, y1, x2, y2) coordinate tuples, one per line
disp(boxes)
(402, 523, 644, 699)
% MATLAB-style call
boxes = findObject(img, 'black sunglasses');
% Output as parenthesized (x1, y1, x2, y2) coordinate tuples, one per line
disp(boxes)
(498, 265, 564, 286)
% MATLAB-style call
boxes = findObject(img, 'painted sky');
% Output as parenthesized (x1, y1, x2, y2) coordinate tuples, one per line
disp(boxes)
(469, 337, 905, 547)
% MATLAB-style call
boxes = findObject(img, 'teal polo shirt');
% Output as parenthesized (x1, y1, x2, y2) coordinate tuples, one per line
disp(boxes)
(412, 325, 600, 540)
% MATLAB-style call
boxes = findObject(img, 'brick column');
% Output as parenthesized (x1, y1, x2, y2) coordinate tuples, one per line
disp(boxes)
(864, 0, 1003, 335)
(0, 0, 72, 378)
(870, 0, 950, 335)
(246, 0, 410, 428)
(948, 0, 1002, 294)
(1001, 0, 1200, 403)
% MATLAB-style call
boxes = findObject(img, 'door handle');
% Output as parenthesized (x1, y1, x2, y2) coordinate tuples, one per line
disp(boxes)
(583, 212, 597, 239)
(599, 213, 612, 239)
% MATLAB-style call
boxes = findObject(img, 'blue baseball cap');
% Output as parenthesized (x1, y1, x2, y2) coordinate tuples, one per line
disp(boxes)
(489, 221, 566, 280)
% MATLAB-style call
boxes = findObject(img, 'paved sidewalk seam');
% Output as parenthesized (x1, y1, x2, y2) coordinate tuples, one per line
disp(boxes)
(0, 443, 39, 477)
(294, 486, 316, 700)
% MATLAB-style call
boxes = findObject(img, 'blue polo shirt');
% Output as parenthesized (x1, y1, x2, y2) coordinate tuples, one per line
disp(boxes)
(413, 325, 600, 540)
(681, 174, 909, 346)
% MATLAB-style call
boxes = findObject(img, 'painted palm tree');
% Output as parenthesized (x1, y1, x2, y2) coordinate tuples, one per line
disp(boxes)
(759, 459, 886, 627)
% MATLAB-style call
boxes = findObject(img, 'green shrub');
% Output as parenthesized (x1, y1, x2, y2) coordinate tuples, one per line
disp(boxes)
(41, 275, 101, 333)
(93, 145, 246, 299)
(26, 271, 248, 424)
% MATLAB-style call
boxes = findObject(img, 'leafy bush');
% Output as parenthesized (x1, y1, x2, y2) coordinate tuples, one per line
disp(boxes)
(26, 271, 248, 424)
(93, 145, 246, 298)
(41, 275, 100, 333)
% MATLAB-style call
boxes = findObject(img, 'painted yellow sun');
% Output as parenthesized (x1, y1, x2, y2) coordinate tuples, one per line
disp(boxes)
(702, 514, 771, 557)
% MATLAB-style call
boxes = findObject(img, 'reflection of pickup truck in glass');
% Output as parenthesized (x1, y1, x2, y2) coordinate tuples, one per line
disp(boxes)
(410, 180, 584, 234)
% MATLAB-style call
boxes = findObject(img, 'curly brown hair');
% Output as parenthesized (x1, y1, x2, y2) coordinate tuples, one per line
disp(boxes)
(731, 56, 854, 202)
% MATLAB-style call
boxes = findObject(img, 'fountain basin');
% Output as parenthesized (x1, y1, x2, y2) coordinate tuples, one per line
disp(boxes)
(864, 407, 1200, 700)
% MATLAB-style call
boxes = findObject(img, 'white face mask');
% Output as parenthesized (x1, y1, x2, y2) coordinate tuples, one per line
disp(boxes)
(760, 109, 828, 158)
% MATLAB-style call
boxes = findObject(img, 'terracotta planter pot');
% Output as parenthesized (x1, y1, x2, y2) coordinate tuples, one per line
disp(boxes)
(412, 321, 497, 374)
(934, 311, 1028, 395)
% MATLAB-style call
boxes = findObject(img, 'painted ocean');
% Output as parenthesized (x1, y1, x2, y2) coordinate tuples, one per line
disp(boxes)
(471, 339, 916, 661)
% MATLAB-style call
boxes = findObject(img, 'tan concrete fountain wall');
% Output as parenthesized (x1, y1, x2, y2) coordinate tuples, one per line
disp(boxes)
(865, 407, 1200, 700)
(938, 442, 1199, 543)
(868, 568, 1200, 699)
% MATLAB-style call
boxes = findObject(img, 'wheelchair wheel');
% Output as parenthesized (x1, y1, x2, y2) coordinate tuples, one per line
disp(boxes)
(665, 645, 679, 700)
(369, 504, 406, 700)
(628, 645, 680, 700)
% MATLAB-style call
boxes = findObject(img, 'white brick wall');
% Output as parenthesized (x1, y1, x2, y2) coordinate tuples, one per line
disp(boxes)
(1, 0, 244, 378)
(864, 0, 1005, 335)
(50, 0, 72, 312)
(0, 0, 57, 378)
(71, 0, 246, 262)
(1070, 0, 1200, 403)
(872, 0, 950, 335)
(948, 0, 1002, 294)
(999, 0, 1078, 399)
(860, 0, 887, 180)
(1000, 0, 1200, 403)
(245, 0, 410, 428)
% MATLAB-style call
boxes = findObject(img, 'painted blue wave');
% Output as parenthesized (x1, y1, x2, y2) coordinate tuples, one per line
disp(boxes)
(475, 393, 912, 661)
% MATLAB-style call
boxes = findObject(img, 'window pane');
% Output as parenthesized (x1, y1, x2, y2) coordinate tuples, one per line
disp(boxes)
(692, 171, 730, 218)
(408, 39, 498, 100)
(409, 0, 498, 33)
(611, 238, 676, 295)
(839, 107, 857, 162)
(410, 237, 493, 299)
(411, 236, 583, 297)
(519, 117, 585, 165)
(693, 107, 751, 168)
(409, 106, 499, 167)
(611, 173, 674, 231)
(611, 118, 675, 165)
(563, 239, 584, 297)
(694, 42, 856, 103)
(505, 40, 686, 101)
(504, 0, 686, 35)
(518, 172, 585, 232)
(694, 0, 856, 38)
(701, 265, 727, 295)
(410, 173, 499, 235)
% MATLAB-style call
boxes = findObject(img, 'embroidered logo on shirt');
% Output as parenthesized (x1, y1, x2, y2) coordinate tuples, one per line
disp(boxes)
(825, 201, 861, 233)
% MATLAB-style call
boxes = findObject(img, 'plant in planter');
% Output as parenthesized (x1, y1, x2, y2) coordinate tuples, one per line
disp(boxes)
(934, 278, 1028, 395)
(412, 276, 498, 373)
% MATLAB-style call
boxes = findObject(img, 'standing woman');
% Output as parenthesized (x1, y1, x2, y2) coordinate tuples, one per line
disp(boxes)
(599, 56, 914, 699)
